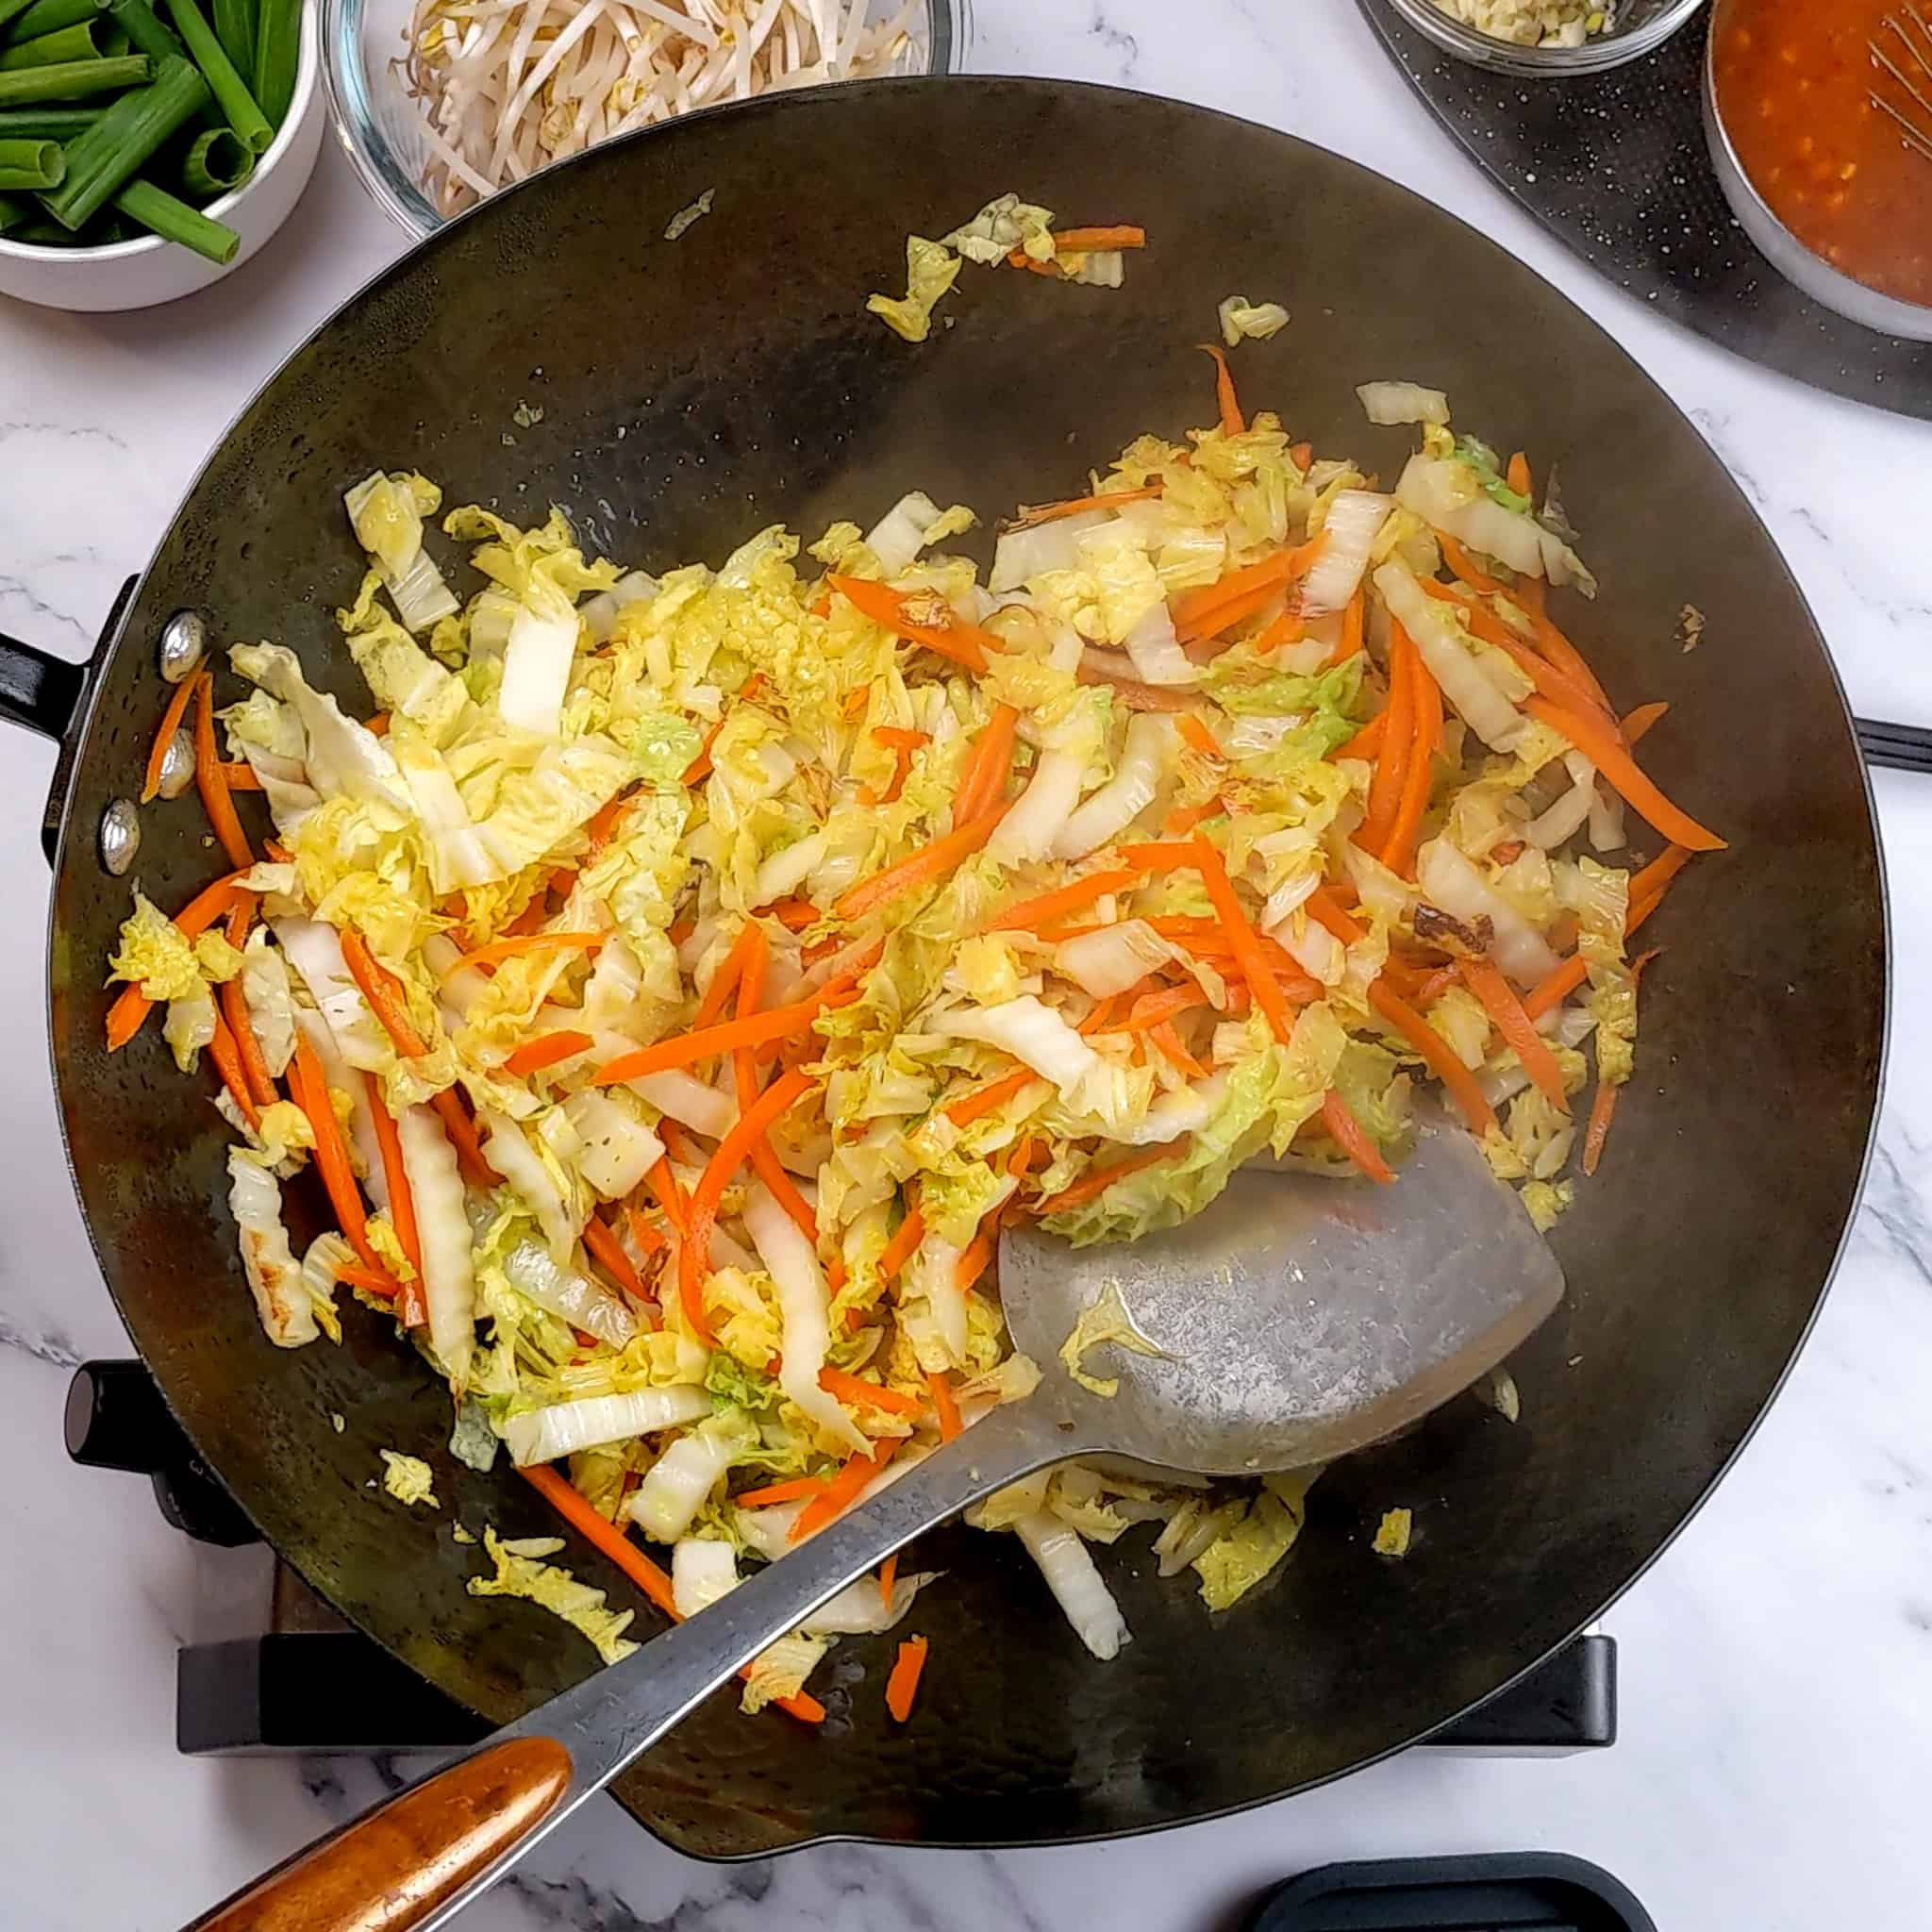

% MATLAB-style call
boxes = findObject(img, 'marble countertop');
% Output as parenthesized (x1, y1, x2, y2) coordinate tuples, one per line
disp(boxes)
(5, 3, 1931, 1926)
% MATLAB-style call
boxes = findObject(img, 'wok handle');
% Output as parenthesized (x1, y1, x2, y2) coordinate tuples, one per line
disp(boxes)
(0, 628, 90, 743)
(183, 1736, 574, 1932)
(1855, 715, 1932, 774)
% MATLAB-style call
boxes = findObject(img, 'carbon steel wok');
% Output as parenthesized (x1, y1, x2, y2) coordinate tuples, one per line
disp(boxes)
(0, 80, 1884, 1857)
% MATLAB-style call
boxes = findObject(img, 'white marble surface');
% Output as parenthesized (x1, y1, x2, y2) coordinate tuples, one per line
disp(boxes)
(3, 3, 1931, 1926)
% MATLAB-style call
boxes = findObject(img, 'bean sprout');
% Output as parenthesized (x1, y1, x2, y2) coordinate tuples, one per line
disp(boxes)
(403, 0, 927, 216)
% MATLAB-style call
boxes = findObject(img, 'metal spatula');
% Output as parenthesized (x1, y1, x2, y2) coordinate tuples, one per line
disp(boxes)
(187, 1101, 1561, 1932)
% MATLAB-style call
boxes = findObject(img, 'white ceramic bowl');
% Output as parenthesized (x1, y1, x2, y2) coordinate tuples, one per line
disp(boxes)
(0, 5, 325, 313)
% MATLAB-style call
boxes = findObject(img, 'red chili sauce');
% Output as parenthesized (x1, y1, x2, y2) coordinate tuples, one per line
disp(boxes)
(1712, 0, 1932, 307)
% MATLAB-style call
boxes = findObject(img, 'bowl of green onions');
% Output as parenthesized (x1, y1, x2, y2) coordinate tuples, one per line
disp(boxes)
(0, 0, 321, 309)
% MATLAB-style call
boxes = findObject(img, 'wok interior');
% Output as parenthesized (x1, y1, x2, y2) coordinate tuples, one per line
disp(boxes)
(46, 83, 1883, 1852)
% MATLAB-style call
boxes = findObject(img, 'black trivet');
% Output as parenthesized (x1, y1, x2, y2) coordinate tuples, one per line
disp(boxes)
(1356, 0, 1932, 420)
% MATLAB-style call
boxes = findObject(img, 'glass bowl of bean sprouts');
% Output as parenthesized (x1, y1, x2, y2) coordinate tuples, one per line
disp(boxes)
(323, 0, 967, 235)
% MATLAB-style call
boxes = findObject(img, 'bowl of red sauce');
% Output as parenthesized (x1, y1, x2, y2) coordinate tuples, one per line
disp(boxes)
(1705, 0, 1932, 338)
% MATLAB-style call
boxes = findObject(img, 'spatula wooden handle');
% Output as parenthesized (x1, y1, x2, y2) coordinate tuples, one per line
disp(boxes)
(185, 1736, 572, 1932)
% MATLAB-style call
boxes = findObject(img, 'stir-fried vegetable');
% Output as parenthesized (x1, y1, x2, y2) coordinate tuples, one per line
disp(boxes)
(107, 358, 1714, 1717)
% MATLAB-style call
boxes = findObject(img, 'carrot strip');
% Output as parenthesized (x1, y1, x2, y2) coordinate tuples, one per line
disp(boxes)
(141, 674, 199, 804)
(1322, 587, 1366, 671)
(104, 871, 253, 1051)
(337, 1263, 404, 1295)
(1382, 635, 1442, 879)
(220, 979, 278, 1108)
(1255, 609, 1307, 657)
(207, 1012, 260, 1129)
(683, 675, 767, 786)
(1420, 579, 1616, 729)
(1628, 842, 1691, 907)
(879, 1203, 925, 1282)
(694, 920, 763, 1034)
(288, 1037, 392, 1284)
(820, 1367, 924, 1418)
(1035, 1140, 1187, 1217)
(1010, 483, 1162, 527)
(1519, 587, 1617, 720)
(955, 704, 1020, 824)
(1458, 957, 1570, 1112)
(683, 1068, 819, 1345)
(986, 868, 1139, 934)
(1623, 701, 1669, 744)
(877, 1553, 899, 1611)
(1357, 631, 1416, 859)
(1177, 713, 1220, 758)
(1171, 539, 1324, 642)
(1200, 342, 1244, 436)
(1335, 711, 1387, 763)
(759, 898, 822, 933)
(1077, 992, 1126, 1037)
(1321, 1089, 1394, 1184)
(835, 806, 1008, 923)
(192, 672, 254, 871)
(214, 760, 264, 791)
(734, 925, 819, 1246)
(944, 1066, 1040, 1128)
(1050, 225, 1146, 251)
(1193, 839, 1300, 1042)
(1523, 698, 1725, 852)
(956, 1224, 997, 1294)
(1113, 984, 1207, 1035)
(738, 1475, 827, 1508)
(582, 1213, 647, 1300)
(1149, 1018, 1208, 1078)
(1367, 980, 1499, 1137)
(1523, 955, 1588, 1021)
(593, 1003, 831, 1087)
(504, 1029, 594, 1076)
(1507, 451, 1532, 499)
(361, 1073, 424, 1276)
(885, 1634, 929, 1723)
(442, 930, 604, 977)
(519, 1464, 825, 1724)
(828, 575, 1003, 674)
(1434, 530, 1502, 596)
(928, 1372, 963, 1441)
(790, 1440, 899, 1542)
(645, 1155, 689, 1240)
(1163, 797, 1221, 836)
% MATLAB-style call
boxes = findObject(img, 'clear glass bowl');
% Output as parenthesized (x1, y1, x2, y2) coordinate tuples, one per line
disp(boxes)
(1380, 0, 1707, 75)
(323, 0, 971, 238)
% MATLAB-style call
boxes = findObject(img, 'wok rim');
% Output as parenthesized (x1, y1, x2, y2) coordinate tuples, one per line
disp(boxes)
(40, 73, 1891, 1855)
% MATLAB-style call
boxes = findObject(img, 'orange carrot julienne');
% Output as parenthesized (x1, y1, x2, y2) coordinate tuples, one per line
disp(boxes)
(739, 1474, 828, 1508)
(220, 978, 277, 1109)
(956, 1224, 996, 1294)
(956, 704, 1020, 824)
(627, 1207, 667, 1257)
(141, 674, 198, 804)
(945, 1066, 1040, 1128)
(1149, 1018, 1208, 1078)
(1517, 584, 1617, 720)
(207, 1011, 260, 1130)
(929, 1372, 963, 1441)
(192, 672, 254, 871)
(1035, 1139, 1187, 1218)
(1324, 586, 1366, 670)
(519, 1463, 825, 1724)
(1367, 980, 1499, 1138)
(835, 805, 1008, 923)
(693, 920, 762, 1034)
(1200, 342, 1244, 436)
(1171, 539, 1324, 642)
(886, 1634, 929, 1723)
(336, 1262, 404, 1295)
(1581, 1074, 1620, 1177)
(1010, 483, 1162, 526)
(1524, 698, 1725, 852)
(791, 1440, 899, 1542)
(1077, 991, 1125, 1037)
(684, 675, 767, 786)
(879, 1203, 925, 1282)
(1434, 530, 1503, 596)
(214, 760, 264, 791)
(828, 575, 1002, 674)
(362, 1073, 425, 1289)
(820, 1367, 924, 1418)
(504, 1029, 594, 1076)
(1177, 713, 1220, 758)
(582, 1213, 647, 1300)
(1420, 579, 1616, 730)
(644, 1154, 689, 1241)
(1321, 1089, 1394, 1184)
(759, 897, 822, 933)
(985, 867, 1139, 934)
(1255, 608, 1307, 657)
(1336, 711, 1387, 763)
(683, 1068, 819, 1345)
(1623, 701, 1669, 744)
(443, 930, 605, 977)
(1628, 842, 1691, 907)
(1195, 841, 1299, 1045)
(1523, 954, 1588, 1021)
(733, 924, 819, 1246)
(104, 870, 253, 1051)
(1458, 956, 1570, 1113)
(1357, 625, 1417, 859)
(877, 1553, 899, 1611)
(1382, 633, 1442, 879)
(1507, 451, 1532, 499)
(1049, 224, 1146, 251)
(1163, 797, 1221, 836)
(1111, 984, 1207, 1035)
(288, 1037, 391, 1283)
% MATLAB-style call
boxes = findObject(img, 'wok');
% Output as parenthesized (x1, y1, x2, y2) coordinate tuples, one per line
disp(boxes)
(0, 79, 1885, 1857)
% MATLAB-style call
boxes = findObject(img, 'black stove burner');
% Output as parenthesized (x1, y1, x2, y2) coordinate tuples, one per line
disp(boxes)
(69, 1359, 1617, 1760)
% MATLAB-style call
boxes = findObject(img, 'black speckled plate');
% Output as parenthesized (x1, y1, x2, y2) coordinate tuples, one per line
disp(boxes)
(1357, 0, 1932, 419)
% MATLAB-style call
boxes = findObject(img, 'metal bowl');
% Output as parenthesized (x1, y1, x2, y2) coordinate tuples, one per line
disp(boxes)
(1379, 0, 1707, 75)
(323, 0, 973, 238)
(1701, 0, 1932, 341)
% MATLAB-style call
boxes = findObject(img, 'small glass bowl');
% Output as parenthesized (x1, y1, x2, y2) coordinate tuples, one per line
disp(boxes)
(1380, 0, 1707, 76)
(323, 0, 972, 238)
